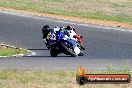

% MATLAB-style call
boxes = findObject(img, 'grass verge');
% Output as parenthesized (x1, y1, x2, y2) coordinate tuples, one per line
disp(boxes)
(0, 45, 28, 57)
(0, 0, 132, 24)
(0, 67, 131, 88)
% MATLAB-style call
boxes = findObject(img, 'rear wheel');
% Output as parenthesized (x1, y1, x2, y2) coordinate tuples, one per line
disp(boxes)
(61, 42, 77, 57)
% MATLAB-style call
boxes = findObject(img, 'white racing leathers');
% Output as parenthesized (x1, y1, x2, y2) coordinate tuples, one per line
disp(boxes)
(68, 30, 78, 41)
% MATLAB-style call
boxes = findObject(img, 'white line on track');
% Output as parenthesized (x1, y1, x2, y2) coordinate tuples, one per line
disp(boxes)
(0, 10, 132, 33)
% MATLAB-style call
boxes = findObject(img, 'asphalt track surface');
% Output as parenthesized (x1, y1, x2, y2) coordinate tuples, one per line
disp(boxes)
(0, 11, 132, 71)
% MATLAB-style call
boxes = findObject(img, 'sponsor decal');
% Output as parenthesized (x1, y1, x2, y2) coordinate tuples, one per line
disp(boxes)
(76, 66, 131, 85)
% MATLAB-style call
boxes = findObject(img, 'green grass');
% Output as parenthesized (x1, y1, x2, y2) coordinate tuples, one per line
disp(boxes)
(48, 0, 65, 3)
(0, 68, 131, 88)
(0, 46, 28, 57)
(86, 65, 131, 74)
(0, 70, 76, 88)
(0, 0, 132, 24)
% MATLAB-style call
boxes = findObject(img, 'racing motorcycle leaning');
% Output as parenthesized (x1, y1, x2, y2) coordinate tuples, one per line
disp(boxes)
(42, 25, 85, 57)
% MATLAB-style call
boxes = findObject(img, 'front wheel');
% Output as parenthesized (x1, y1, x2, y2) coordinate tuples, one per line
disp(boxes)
(77, 42, 84, 56)
(77, 42, 85, 50)
(61, 42, 77, 57)
(78, 50, 84, 56)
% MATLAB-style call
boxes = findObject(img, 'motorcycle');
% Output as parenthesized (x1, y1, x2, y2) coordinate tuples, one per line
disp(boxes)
(49, 30, 81, 57)
(42, 25, 85, 57)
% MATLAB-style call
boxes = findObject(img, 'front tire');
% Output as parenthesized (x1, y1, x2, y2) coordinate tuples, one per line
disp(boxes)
(78, 50, 84, 56)
(61, 42, 77, 57)
(77, 42, 84, 56)
(78, 42, 85, 50)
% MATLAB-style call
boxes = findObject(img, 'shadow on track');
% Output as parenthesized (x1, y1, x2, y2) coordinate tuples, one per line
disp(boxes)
(28, 49, 49, 50)
(25, 48, 73, 57)
(24, 55, 72, 57)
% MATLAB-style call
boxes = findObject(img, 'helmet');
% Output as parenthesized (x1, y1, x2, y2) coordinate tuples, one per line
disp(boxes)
(43, 25, 49, 30)
(42, 25, 50, 32)
(66, 25, 76, 31)
(66, 25, 73, 30)
(42, 25, 50, 35)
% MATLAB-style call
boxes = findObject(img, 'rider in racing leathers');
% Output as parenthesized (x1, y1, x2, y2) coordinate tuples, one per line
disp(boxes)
(42, 25, 79, 48)
(64, 25, 78, 41)
(53, 25, 77, 37)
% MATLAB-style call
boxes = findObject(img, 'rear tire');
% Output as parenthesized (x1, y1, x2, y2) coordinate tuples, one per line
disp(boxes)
(61, 42, 76, 57)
